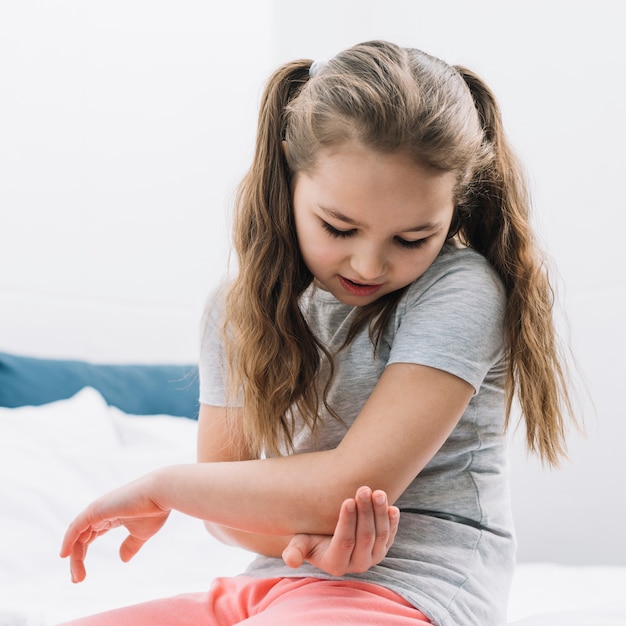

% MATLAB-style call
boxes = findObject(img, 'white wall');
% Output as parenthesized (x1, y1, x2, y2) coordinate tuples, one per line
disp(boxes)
(1, 1, 624, 565)
(0, 0, 276, 362)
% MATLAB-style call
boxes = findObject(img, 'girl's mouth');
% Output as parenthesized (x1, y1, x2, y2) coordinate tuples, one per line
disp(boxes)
(338, 276, 383, 297)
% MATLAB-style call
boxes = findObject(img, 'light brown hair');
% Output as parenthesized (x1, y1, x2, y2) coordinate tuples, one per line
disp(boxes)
(221, 40, 574, 465)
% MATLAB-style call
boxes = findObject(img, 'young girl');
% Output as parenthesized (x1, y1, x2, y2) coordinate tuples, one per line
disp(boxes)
(59, 40, 574, 625)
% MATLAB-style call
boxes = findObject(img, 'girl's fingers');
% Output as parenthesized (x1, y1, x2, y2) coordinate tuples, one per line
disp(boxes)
(350, 486, 378, 570)
(370, 489, 392, 562)
(387, 505, 400, 549)
(323, 497, 358, 575)
(69, 539, 89, 583)
(119, 534, 147, 563)
(60, 520, 85, 559)
(283, 529, 327, 569)
(282, 537, 306, 569)
(352, 488, 397, 569)
(60, 507, 109, 557)
(328, 497, 358, 555)
(62, 516, 113, 582)
(286, 488, 398, 577)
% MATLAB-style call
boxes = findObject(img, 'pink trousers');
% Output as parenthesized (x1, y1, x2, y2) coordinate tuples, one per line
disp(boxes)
(59, 576, 432, 625)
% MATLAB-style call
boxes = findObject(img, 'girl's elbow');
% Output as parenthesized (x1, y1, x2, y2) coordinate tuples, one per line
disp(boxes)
(203, 520, 237, 547)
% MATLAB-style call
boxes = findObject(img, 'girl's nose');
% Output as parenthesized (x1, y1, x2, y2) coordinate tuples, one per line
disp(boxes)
(349, 246, 387, 282)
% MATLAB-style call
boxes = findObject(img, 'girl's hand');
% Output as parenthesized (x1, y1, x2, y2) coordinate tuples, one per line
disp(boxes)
(282, 486, 399, 577)
(59, 473, 170, 583)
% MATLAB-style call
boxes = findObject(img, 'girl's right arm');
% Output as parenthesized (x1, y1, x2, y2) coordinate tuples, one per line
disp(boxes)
(61, 361, 472, 582)
(197, 404, 400, 574)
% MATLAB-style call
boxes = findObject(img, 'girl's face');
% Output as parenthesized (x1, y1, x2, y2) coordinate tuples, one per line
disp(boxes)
(292, 142, 457, 306)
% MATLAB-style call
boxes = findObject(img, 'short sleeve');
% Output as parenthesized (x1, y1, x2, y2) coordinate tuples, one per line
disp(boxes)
(387, 248, 506, 392)
(198, 286, 238, 407)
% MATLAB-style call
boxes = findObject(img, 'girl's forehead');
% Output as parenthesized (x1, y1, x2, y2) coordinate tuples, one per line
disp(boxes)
(295, 143, 457, 226)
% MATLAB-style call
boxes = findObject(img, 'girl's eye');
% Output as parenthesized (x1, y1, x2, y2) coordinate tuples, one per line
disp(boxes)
(322, 220, 429, 249)
(395, 237, 429, 250)
(322, 222, 355, 239)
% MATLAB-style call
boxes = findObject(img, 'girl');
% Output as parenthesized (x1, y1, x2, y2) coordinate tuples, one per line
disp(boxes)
(59, 40, 575, 625)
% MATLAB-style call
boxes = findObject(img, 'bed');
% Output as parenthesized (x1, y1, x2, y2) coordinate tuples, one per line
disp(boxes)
(1, 351, 625, 626)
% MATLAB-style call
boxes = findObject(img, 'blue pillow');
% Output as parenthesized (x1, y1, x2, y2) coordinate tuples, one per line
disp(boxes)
(0, 352, 199, 419)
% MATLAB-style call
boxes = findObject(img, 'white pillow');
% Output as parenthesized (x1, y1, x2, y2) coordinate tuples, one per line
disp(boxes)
(0, 388, 250, 624)
(0, 387, 206, 580)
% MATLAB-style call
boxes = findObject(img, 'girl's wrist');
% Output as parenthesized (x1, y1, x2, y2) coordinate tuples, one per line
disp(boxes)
(146, 464, 183, 512)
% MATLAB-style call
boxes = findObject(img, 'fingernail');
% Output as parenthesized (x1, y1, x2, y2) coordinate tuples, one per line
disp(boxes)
(374, 492, 386, 505)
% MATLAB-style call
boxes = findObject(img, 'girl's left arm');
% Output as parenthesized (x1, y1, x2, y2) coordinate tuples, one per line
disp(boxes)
(61, 362, 472, 580)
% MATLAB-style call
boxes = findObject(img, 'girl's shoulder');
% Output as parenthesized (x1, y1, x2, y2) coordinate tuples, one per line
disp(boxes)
(387, 245, 507, 385)
(429, 242, 499, 276)
(399, 243, 506, 313)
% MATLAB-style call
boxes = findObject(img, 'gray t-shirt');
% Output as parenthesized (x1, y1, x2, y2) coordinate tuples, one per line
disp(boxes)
(200, 244, 515, 626)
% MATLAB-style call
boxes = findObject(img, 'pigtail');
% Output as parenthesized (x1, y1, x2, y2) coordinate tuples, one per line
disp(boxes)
(224, 61, 334, 458)
(455, 66, 575, 466)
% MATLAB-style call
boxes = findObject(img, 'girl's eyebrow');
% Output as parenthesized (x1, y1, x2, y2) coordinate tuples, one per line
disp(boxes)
(320, 206, 440, 233)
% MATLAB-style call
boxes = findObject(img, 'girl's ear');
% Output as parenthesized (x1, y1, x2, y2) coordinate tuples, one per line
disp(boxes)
(282, 140, 290, 160)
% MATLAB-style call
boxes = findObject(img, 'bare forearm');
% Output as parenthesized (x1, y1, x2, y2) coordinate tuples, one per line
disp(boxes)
(150, 451, 356, 536)
(204, 521, 291, 557)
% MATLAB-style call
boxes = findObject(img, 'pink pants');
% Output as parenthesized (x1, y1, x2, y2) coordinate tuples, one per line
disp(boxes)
(59, 576, 432, 625)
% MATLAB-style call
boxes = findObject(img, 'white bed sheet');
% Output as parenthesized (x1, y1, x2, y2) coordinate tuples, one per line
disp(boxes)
(1, 389, 625, 625)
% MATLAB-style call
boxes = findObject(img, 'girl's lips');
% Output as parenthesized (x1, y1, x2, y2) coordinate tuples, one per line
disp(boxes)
(338, 275, 383, 297)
